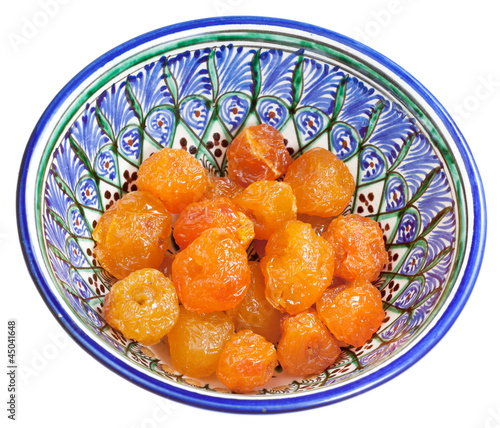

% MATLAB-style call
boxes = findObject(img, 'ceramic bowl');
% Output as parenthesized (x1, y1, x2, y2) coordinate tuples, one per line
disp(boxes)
(17, 17, 486, 413)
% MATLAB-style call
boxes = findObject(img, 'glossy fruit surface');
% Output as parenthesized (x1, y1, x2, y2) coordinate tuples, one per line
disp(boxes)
(92, 191, 172, 279)
(167, 306, 234, 378)
(137, 148, 207, 214)
(173, 197, 255, 250)
(316, 279, 385, 347)
(103, 269, 179, 346)
(233, 180, 297, 240)
(284, 147, 355, 217)
(226, 262, 283, 344)
(277, 309, 341, 376)
(226, 124, 292, 187)
(216, 330, 278, 393)
(322, 214, 388, 281)
(200, 174, 244, 201)
(261, 220, 335, 315)
(172, 228, 251, 314)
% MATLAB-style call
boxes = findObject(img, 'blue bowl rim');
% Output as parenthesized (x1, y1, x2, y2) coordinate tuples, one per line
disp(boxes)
(17, 15, 487, 414)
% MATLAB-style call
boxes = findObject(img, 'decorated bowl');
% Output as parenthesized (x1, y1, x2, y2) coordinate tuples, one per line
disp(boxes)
(17, 16, 486, 413)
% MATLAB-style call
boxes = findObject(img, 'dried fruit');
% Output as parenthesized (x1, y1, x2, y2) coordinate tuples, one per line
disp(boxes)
(216, 330, 278, 393)
(92, 191, 172, 279)
(167, 306, 234, 378)
(226, 124, 292, 187)
(103, 269, 179, 346)
(137, 147, 207, 214)
(261, 220, 335, 315)
(316, 279, 385, 347)
(172, 228, 251, 314)
(297, 213, 333, 236)
(173, 197, 255, 250)
(227, 262, 283, 344)
(233, 180, 297, 240)
(322, 214, 388, 282)
(284, 147, 355, 217)
(277, 309, 341, 376)
(200, 174, 244, 201)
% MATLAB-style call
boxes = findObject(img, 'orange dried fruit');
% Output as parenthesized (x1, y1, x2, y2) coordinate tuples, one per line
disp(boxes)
(233, 180, 297, 240)
(322, 214, 388, 282)
(226, 124, 292, 187)
(200, 174, 244, 201)
(103, 268, 179, 346)
(316, 279, 385, 348)
(284, 147, 355, 217)
(216, 330, 278, 393)
(297, 213, 334, 236)
(137, 147, 207, 214)
(226, 262, 283, 345)
(92, 191, 172, 279)
(172, 228, 251, 314)
(277, 309, 341, 376)
(261, 220, 335, 315)
(173, 197, 255, 250)
(167, 306, 234, 378)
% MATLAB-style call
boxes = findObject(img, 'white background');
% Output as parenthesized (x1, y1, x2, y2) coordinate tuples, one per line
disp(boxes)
(2, 0, 499, 426)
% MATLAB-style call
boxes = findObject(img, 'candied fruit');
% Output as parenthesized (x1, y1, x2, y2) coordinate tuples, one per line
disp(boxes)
(261, 220, 335, 315)
(297, 213, 333, 236)
(216, 330, 278, 393)
(92, 191, 172, 279)
(167, 306, 234, 378)
(284, 147, 355, 217)
(137, 148, 207, 214)
(277, 309, 341, 376)
(316, 279, 385, 347)
(103, 269, 179, 346)
(172, 228, 251, 314)
(233, 180, 297, 240)
(173, 197, 255, 250)
(322, 214, 388, 282)
(200, 174, 244, 201)
(227, 262, 283, 344)
(226, 124, 292, 187)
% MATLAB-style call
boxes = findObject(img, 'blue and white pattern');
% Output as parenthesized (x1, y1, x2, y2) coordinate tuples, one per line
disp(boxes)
(38, 36, 462, 399)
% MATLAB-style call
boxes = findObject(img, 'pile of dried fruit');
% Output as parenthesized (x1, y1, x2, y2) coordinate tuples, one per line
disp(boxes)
(94, 124, 388, 393)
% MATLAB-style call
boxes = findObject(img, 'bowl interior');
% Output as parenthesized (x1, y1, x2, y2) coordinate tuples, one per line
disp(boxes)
(24, 18, 471, 410)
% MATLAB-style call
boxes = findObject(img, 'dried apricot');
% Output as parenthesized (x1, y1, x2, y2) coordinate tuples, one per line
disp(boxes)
(172, 228, 251, 314)
(277, 309, 341, 376)
(322, 214, 388, 282)
(173, 197, 255, 250)
(316, 279, 385, 347)
(167, 306, 234, 378)
(200, 174, 244, 201)
(226, 124, 292, 187)
(216, 330, 278, 393)
(137, 147, 207, 214)
(284, 147, 355, 217)
(103, 269, 179, 346)
(261, 220, 335, 315)
(226, 262, 283, 345)
(92, 191, 172, 279)
(297, 213, 333, 236)
(233, 180, 297, 240)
